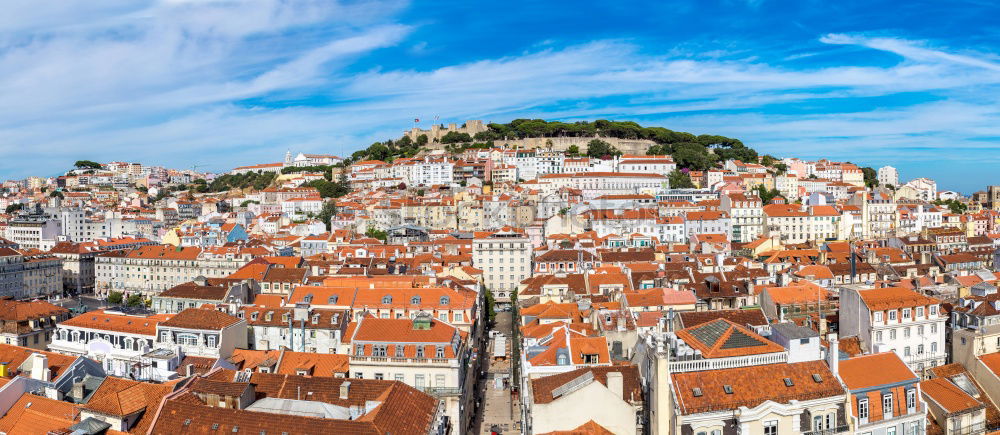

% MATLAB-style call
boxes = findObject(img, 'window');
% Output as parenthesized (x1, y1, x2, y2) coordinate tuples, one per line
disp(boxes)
(394, 373, 404, 382)
(903, 308, 911, 319)
(859, 398, 869, 419)
(813, 415, 823, 431)
(931, 305, 937, 315)
(875, 311, 883, 322)
(382, 295, 392, 304)
(355, 344, 364, 356)
(825, 414, 835, 430)
(415, 374, 425, 388)
(931, 342, 937, 353)
(763, 420, 777, 435)
(883, 393, 893, 416)
(177, 333, 198, 346)
(395, 345, 405, 358)
(373, 345, 387, 357)
(907, 388, 916, 409)
(887, 427, 896, 435)
(889, 310, 897, 321)
(435, 374, 445, 387)
(890, 329, 896, 340)
(916, 307, 924, 317)
(207, 335, 217, 348)
(876, 331, 883, 342)
(903, 327, 910, 338)
(931, 323, 937, 334)
(354, 372, 363, 379)
(374, 373, 383, 380)
(411, 296, 421, 305)
(416, 346, 424, 358)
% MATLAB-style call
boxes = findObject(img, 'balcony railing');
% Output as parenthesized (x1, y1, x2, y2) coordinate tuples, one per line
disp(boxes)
(801, 425, 851, 435)
(670, 352, 787, 373)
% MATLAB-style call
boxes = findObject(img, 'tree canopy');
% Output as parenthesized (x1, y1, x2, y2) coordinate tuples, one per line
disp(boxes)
(667, 170, 695, 188)
(73, 160, 102, 170)
(586, 139, 621, 158)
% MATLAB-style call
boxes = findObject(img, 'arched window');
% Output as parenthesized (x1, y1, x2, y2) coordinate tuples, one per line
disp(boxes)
(440, 296, 450, 305)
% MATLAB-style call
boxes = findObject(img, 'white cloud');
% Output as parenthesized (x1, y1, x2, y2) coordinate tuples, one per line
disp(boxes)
(1, 4, 998, 192)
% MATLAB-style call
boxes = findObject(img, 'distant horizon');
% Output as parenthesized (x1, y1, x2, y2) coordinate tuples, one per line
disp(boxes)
(1, 0, 997, 193)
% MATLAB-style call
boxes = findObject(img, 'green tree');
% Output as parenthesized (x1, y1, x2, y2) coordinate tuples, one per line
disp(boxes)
(752, 184, 781, 204)
(440, 131, 473, 144)
(74, 160, 102, 170)
(49, 190, 64, 199)
(668, 170, 695, 188)
(107, 291, 124, 305)
(566, 145, 580, 157)
(126, 294, 144, 307)
(933, 199, 967, 214)
(365, 227, 387, 241)
(316, 202, 337, 231)
(484, 288, 496, 324)
(4, 203, 23, 214)
(416, 134, 428, 146)
(586, 139, 621, 158)
(861, 167, 879, 188)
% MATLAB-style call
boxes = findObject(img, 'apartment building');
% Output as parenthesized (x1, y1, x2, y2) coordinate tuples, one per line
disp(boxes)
(840, 352, 928, 434)
(94, 245, 248, 295)
(48, 309, 172, 379)
(348, 313, 467, 429)
(473, 230, 532, 301)
(840, 286, 947, 377)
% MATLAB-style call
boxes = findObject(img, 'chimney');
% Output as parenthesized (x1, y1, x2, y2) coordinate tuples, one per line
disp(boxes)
(828, 339, 839, 376)
(30, 353, 49, 382)
(340, 381, 351, 400)
(71, 379, 86, 401)
(606, 371, 624, 401)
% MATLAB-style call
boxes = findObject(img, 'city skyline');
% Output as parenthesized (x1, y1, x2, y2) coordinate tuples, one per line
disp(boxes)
(1, 0, 998, 192)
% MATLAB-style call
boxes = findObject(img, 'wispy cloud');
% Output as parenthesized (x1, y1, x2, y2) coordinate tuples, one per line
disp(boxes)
(0, 3, 998, 192)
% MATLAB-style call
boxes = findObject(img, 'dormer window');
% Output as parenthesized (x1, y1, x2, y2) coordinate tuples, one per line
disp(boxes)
(411, 296, 421, 305)
(436, 346, 445, 358)
(251, 312, 259, 321)
(395, 345, 405, 358)
(304, 294, 313, 303)
(440, 296, 450, 305)
(328, 295, 339, 304)
(416, 346, 424, 358)
(382, 295, 392, 304)
(311, 314, 320, 324)
(888, 310, 897, 321)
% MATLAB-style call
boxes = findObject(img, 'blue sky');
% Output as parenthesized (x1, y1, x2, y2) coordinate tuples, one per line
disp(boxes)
(0, 0, 998, 193)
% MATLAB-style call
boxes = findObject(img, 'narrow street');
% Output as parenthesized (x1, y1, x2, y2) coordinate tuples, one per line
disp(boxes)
(476, 311, 522, 434)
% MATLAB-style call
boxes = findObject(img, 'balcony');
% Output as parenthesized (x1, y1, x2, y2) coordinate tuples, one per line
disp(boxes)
(801, 425, 851, 435)
(670, 352, 787, 373)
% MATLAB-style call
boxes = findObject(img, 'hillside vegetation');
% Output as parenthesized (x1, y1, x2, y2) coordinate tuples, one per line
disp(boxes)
(348, 118, 758, 171)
